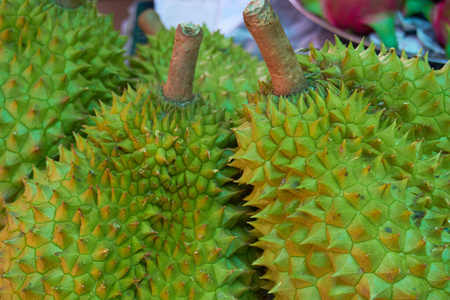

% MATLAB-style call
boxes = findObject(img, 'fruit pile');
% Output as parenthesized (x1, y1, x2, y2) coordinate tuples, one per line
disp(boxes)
(0, 0, 448, 299)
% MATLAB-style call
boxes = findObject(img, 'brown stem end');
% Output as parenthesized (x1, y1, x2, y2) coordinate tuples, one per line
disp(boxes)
(138, 9, 167, 36)
(244, 0, 274, 26)
(163, 23, 203, 102)
(244, 0, 307, 96)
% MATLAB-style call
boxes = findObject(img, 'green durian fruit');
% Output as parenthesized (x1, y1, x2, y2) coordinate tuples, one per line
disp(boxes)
(231, 0, 449, 298)
(0, 85, 261, 299)
(1, 0, 131, 106)
(0, 23, 263, 299)
(130, 25, 268, 114)
(0, 0, 132, 225)
(297, 39, 450, 155)
(233, 86, 450, 299)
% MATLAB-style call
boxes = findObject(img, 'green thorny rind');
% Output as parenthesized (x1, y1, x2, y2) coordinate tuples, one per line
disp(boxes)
(231, 41, 450, 298)
(0, 83, 266, 299)
(295, 38, 450, 155)
(130, 25, 268, 116)
(1, 0, 132, 106)
(0, 0, 134, 225)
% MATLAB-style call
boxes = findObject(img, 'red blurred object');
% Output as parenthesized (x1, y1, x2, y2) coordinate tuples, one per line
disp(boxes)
(321, 0, 404, 34)
(431, 0, 450, 45)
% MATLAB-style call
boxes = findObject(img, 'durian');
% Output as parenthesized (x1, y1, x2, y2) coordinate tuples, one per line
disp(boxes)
(130, 12, 267, 114)
(0, 23, 262, 299)
(297, 39, 450, 155)
(231, 0, 449, 298)
(0, 0, 132, 226)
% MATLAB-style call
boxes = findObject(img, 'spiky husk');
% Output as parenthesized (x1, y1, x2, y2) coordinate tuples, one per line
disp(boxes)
(130, 26, 267, 114)
(0, 0, 133, 226)
(1, 0, 131, 106)
(0, 84, 264, 299)
(298, 38, 450, 155)
(231, 39, 450, 298)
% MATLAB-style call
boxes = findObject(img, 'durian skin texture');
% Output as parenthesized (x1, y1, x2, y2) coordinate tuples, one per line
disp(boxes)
(0, 84, 262, 299)
(130, 26, 268, 114)
(231, 41, 450, 299)
(300, 39, 450, 155)
(0, 0, 131, 224)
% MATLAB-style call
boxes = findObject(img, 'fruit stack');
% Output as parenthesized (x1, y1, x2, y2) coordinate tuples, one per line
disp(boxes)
(0, 0, 448, 299)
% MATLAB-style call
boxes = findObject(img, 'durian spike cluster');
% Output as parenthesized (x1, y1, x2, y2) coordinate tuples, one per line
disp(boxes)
(130, 10, 268, 114)
(0, 23, 264, 299)
(232, 0, 449, 298)
(0, 0, 132, 228)
(1, 0, 449, 298)
(298, 38, 450, 155)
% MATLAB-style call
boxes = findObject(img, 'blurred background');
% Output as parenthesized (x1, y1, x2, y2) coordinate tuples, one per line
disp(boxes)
(97, 0, 333, 57)
(97, 0, 449, 67)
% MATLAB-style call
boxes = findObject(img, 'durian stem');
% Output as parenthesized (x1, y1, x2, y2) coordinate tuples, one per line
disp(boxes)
(163, 24, 203, 102)
(55, 0, 82, 9)
(244, 0, 307, 95)
(138, 9, 167, 36)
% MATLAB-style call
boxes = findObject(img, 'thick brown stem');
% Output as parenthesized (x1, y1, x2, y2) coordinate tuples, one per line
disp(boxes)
(163, 24, 203, 102)
(138, 9, 167, 36)
(244, 0, 307, 96)
(55, 0, 82, 9)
